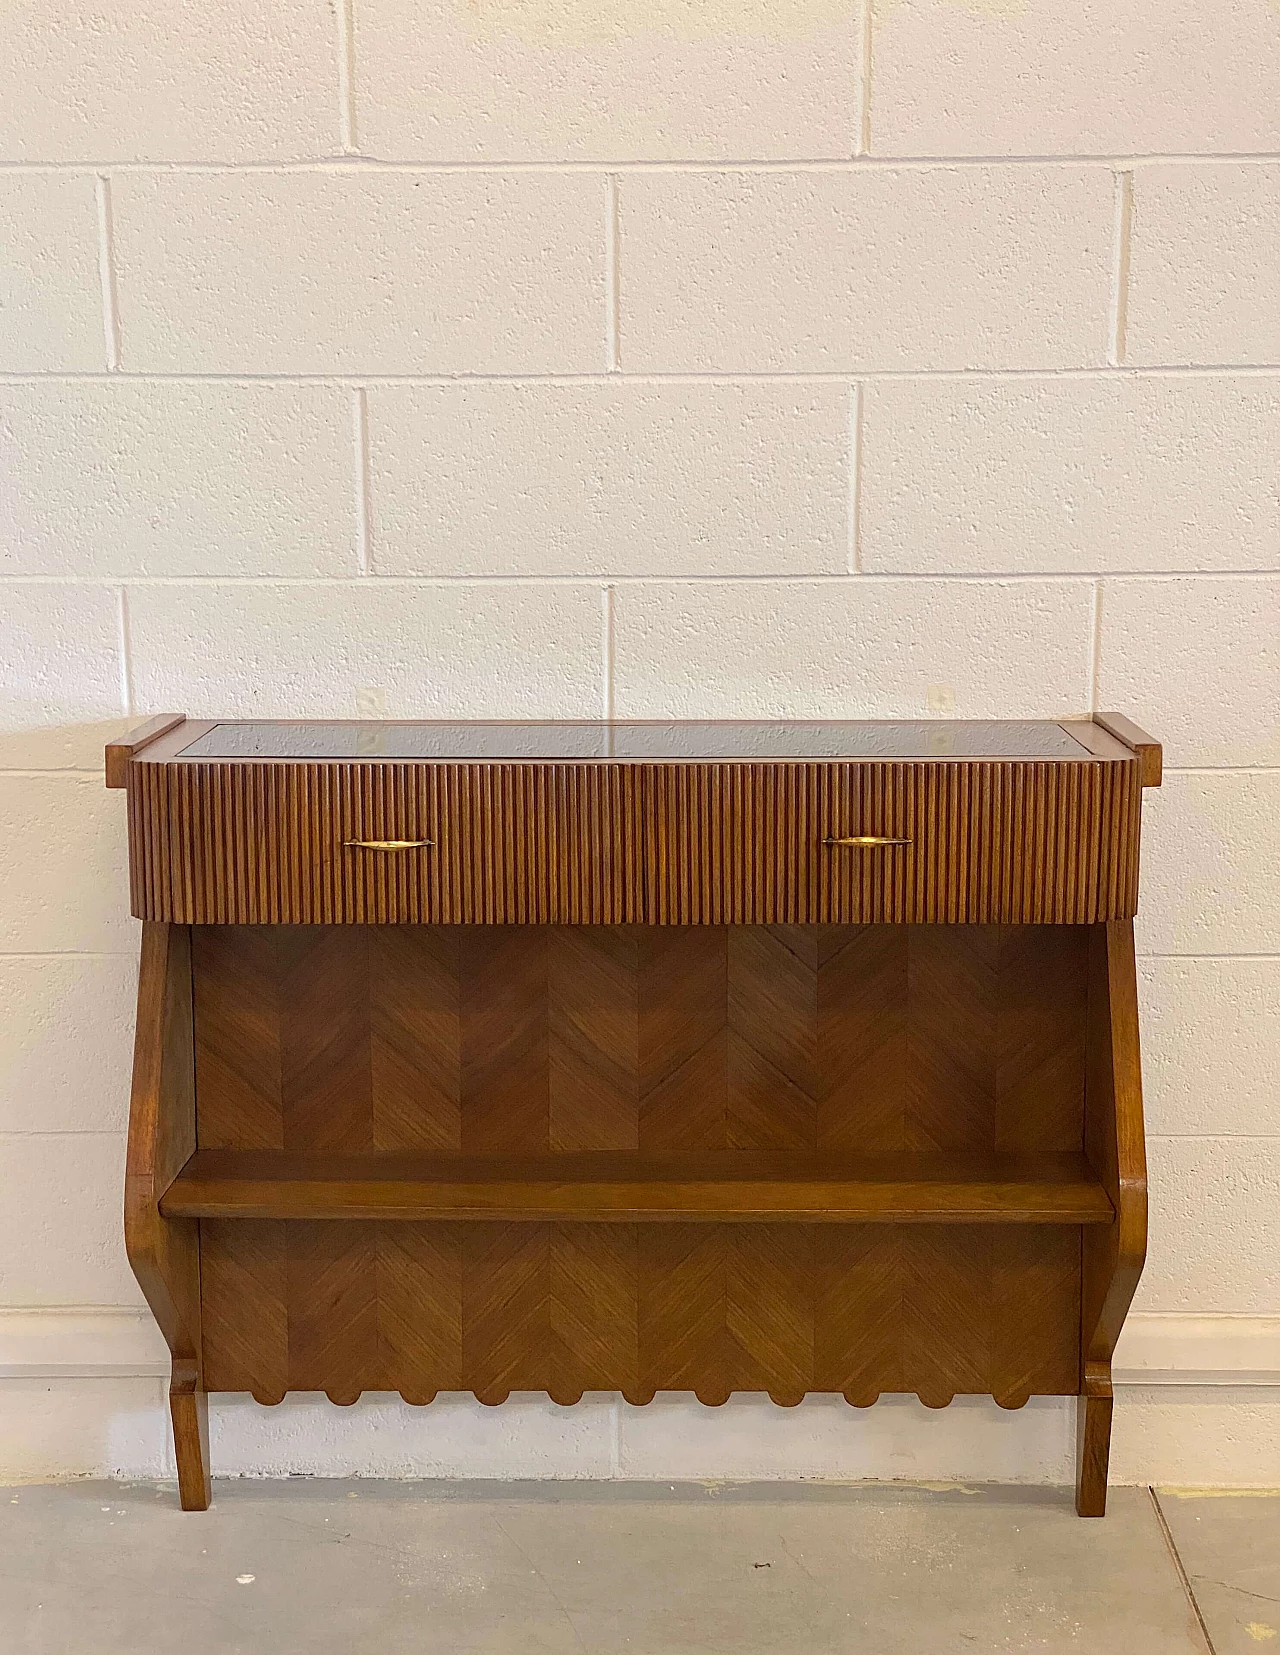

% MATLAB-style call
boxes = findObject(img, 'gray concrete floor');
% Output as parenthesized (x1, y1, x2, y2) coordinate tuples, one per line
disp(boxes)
(1, 1480, 1276, 1655)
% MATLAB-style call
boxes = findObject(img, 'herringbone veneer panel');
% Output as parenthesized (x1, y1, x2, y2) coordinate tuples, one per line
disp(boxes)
(193, 928, 283, 1149)
(193, 922, 1089, 1406)
(199, 1220, 1081, 1405)
(199, 1219, 288, 1399)
(196, 924, 1087, 1158)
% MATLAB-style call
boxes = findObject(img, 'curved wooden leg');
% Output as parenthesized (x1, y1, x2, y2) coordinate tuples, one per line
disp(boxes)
(170, 1357, 212, 1511)
(126, 924, 211, 1509)
(1077, 921, 1148, 1518)
(1076, 1387, 1114, 1517)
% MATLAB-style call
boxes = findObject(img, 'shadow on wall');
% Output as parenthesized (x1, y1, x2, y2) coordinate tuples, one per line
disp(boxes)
(206, 1391, 1077, 1483)
(0, 719, 140, 1316)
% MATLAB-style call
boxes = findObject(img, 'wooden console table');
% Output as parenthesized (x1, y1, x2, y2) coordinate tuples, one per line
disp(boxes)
(107, 714, 1159, 1514)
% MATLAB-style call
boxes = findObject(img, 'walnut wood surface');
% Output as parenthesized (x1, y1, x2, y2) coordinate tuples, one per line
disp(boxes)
(124, 923, 210, 1509)
(1094, 713, 1163, 788)
(191, 924, 1091, 1157)
(1076, 1393, 1115, 1518)
(198, 1220, 1083, 1410)
(184, 922, 1094, 1409)
(126, 756, 1142, 926)
(105, 714, 186, 788)
(1077, 919, 1148, 1516)
(168, 1357, 211, 1510)
(163, 1148, 1113, 1224)
(112, 722, 1156, 1515)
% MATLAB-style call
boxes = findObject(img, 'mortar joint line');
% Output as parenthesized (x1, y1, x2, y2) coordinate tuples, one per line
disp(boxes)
(353, 387, 373, 575)
(1109, 170, 1134, 366)
(7, 366, 1280, 386)
(3, 572, 1280, 589)
(602, 584, 616, 727)
(116, 587, 134, 718)
(10, 153, 1280, 173)
(1088, 580, 1104, 712)
(606, 175, 622, 372)
(1149, 1487, 1218, 1654)
(336, 0, 359, 154)
(857, 0, 873, 157)
(94, 175, 121, 372)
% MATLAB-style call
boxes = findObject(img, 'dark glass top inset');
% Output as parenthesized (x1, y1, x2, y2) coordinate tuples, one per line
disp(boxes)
(178, 720, 1095, 762)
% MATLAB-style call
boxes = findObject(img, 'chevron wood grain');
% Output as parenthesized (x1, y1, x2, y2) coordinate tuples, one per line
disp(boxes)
(905, 1228, 994, 1404)
(814, 1229, 907, 1402)
(281, 929, 373, 1154)
(639, 1227, 733, 1401)
(637, 928, 728, 1151)
(641, 1224, 817, 1403)
(727, 928, 819, 1150)
(993, 1225, 1082, 1407)
(550, 929, 641, 1152)
(376, 1224, 463, 1401)
(547, 1225, 639, 1399)
(287, 1221, 378, 1404)
(461, 929, 550, 1153)
(906, 927, 999, 1151)
(193, 928, 283, 1149)
(463, 1222, 549, 1402)
(371, 929, 463, 1151)
(196, 1219, 1081, 1405)
(193, 924, 1091, 1164)
(817, 925, 908, 1152)
(199, 1219, 288, 1403)
(727, 1226, 814, 1403)
(996, 927, 1088, 1153)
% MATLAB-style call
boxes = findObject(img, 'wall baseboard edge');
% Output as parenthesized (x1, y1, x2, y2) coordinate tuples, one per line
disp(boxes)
(1114, 1313, 1280, 1388)
(2, 1308, 1278, 1389)
(0, 1308, 168, 1379)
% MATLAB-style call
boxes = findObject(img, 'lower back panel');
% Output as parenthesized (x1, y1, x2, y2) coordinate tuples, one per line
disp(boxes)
(193, 922, 1087, 1406)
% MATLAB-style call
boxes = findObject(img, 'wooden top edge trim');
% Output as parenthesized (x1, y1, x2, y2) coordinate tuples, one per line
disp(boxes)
(129, 717, 1142, 770)
(129, 752, 1137, 772)
(105, 714, 186, 788)
(132, 716, 1110, 729)
(1058, 721, 1134, 761)
(1093, 713, 1163, 787)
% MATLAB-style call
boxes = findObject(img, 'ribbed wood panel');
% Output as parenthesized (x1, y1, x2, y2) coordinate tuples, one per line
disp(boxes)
(128, 758, 1141, 925)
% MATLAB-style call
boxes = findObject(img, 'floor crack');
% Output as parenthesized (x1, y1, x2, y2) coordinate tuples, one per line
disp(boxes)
(492, 1517, 591, 1655)
(1191, 1578, 1280, 1608)
(1149, 1486, 1218, 1655)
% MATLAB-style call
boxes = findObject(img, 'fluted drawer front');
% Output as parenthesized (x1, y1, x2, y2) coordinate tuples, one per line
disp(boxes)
(127, 758, 1141, 925)
(128, 761, 641, 926)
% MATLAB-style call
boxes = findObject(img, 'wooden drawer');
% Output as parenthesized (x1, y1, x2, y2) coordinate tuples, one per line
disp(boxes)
(126, 755, 1142, 925)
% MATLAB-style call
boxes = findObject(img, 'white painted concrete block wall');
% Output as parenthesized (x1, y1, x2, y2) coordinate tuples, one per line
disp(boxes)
(2, 0, 1278, 1485)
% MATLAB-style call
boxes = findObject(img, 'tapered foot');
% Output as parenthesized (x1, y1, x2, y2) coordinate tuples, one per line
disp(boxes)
(170, 1358, 211, 1511)
(1075, 1391, 1114, 1517)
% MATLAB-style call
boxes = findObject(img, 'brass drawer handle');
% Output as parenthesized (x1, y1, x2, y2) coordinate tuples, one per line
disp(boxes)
(823, 835, 912, 847)
(343, 839, 434, 851)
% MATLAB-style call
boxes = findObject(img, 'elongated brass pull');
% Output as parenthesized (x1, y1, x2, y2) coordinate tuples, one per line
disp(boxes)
(343, 838, 433, 851)
(823, 835, 912, 847)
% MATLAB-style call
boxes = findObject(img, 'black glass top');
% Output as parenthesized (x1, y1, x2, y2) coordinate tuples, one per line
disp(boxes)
(178, 721, 1095, 762)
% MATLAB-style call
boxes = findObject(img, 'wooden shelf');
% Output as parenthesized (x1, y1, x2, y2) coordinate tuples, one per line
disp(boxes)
(161, 1149, 1114, 1225)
